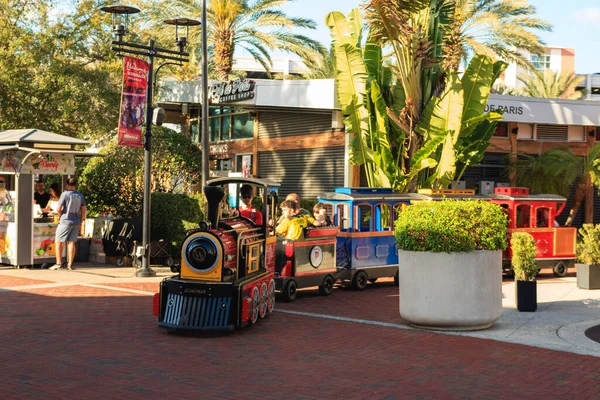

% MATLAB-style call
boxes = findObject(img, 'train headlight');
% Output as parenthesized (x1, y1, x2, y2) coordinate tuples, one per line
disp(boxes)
(184, 235, 221, 273)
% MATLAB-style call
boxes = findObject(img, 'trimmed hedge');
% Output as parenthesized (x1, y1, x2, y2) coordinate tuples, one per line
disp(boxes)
(511, 232, 537, 281)
(394, 200, 507, 253)
(150, 192, 205, 257)
(577, 224, 600, 265)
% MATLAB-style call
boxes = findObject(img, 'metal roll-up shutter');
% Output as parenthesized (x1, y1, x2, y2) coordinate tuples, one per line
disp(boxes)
(258, 147, 345, 199)
(258, 111, 332, 138)
(536, 124, 568, 142)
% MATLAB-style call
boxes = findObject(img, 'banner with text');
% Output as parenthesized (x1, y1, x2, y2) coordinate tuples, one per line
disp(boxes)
(118, 56, 149, 148)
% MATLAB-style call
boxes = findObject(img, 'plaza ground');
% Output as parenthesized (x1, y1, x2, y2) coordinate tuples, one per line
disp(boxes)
(0, 265, 599, 399)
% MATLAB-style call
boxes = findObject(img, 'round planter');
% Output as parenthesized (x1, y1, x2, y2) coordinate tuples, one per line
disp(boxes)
(398, 250, 502, 331)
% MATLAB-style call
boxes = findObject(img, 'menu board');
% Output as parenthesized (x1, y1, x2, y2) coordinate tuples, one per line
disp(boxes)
(33, 222, 57, 260)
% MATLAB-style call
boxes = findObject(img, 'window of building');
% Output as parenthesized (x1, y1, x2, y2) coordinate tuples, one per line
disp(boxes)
(493, 122, 509, 138)
(531, 54, 551, 70)
(208, 106, 253, 142)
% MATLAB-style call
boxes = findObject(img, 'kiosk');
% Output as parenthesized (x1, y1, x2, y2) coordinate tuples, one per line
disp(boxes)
(0, 129, 91, 268)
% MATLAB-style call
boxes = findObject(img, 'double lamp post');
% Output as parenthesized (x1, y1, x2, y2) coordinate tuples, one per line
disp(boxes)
(100, 3, 208, 277)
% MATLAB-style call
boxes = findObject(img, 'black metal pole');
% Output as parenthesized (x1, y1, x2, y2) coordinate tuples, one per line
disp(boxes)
(200, 0, 209, 188)
(137, 39, 157, 277)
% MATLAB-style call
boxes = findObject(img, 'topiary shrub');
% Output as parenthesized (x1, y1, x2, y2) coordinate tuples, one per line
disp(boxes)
(151, 192, 205, 257)
(576, 224, 600, 265)
(394, 200, 507, 253)
(510, 232, 537, 281)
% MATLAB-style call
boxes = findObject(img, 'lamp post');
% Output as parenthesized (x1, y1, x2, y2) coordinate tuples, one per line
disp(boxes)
(101, 4, 200, 277)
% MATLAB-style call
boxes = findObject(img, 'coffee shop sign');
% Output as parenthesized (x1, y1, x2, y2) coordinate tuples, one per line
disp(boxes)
(209, 78, 255, 103)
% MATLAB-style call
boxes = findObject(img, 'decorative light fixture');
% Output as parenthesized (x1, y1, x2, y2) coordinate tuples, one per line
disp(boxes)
(101, 4, 200, 277)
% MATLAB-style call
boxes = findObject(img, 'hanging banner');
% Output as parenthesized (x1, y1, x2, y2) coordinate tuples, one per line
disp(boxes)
(118, 56, 149, 148)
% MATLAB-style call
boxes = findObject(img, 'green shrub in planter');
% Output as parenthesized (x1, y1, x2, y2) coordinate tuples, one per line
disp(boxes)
(576, 224, 600, 265)
(511, 232, 537, 281)
(394, 200, 507, 253)
(151, 192, 205, 257)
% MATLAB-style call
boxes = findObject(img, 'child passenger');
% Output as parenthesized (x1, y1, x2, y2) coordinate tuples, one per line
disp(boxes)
(312, 203, 331, 227)
(276, 200, 314, 240)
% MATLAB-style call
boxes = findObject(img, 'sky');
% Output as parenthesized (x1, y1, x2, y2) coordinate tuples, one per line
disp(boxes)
(274, 0, 600, 74)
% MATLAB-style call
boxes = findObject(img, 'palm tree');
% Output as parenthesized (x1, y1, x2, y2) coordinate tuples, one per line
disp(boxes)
(442, 0, 552, 70)
(516, 145, 600, 226)
(137, 0, 324, 80)
(517, 69, 585, 99)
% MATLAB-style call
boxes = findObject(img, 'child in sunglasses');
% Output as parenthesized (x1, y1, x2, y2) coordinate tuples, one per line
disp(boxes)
(239, 184, 263, 225)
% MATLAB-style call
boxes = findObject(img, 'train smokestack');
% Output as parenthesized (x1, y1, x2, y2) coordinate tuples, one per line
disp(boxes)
(204, 185, 225, 228)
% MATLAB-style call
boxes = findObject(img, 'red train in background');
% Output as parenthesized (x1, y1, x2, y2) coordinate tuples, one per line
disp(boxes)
(489, 186, 576, 277)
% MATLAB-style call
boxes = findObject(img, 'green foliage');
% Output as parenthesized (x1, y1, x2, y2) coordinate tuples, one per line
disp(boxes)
(511, 232, 537, 281)
(151, 192, 205, 256)
(577, 224, 600, 265)
(517, 70, 585, 100)
(394, 200, 507, 253)
(0, 0, 122, 142)
(79, 127, 202, 218)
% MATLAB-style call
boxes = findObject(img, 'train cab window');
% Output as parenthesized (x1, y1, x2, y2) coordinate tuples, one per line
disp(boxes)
(374, 203, 391, 231)
(355, 204, 372, 232)
(336, 204, 350, 231)
(516, 204, 531, 228)
(393, 203, 408, 229)
(536, 207, 551, 228)
(499, 204, 510, 226)
(246, 243, 261, 274)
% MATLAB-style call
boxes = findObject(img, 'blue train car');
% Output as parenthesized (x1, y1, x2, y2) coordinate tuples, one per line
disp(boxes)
(318, 188, 424, 290)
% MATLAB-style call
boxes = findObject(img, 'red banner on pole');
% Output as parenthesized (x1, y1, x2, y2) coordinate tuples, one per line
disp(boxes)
(117, 56, 150, 148)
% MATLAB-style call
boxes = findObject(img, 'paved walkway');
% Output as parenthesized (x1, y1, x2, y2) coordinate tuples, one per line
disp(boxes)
(0, 264, 599, 399)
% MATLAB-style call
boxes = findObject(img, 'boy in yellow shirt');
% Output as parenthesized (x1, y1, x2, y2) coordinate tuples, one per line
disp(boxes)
(275, 200, 314, 240)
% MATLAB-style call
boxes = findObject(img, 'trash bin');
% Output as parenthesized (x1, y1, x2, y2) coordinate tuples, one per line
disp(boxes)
(75, 238, 91, 262)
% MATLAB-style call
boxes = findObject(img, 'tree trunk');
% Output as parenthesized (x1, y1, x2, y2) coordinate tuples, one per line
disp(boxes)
(564, 175, 591, 226)
(214, 30, 234, 80)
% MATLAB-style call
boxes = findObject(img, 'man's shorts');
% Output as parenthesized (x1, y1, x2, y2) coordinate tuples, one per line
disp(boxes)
(55, 220, 79, 243)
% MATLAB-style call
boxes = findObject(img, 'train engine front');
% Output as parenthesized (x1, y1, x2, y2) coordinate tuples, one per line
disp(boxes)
(154, 178, 279, 333)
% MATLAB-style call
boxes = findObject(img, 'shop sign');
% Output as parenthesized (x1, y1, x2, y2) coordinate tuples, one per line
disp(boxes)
(0, 151, 75, 175)
(209, 143, 228, 154)
(209, 78, 255, 103)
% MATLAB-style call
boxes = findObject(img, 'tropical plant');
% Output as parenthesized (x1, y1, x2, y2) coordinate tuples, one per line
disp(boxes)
(136, 0, 324, 80)
(79, 127, 202, 217)
(517, 69, 585, 100)
(576, 224, 600, 265)
(394, 200, 507, 253)
(441, 0, 552, 71)
(511, 232, 537, 281)
(327, 6, 506, 190)
(515, 144, 600, 226)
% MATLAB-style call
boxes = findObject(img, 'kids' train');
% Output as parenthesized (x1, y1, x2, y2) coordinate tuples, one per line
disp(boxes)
(153, 178, 576, 332)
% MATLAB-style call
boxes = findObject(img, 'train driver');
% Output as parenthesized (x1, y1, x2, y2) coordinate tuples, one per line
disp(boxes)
(239, 184, 263, 225)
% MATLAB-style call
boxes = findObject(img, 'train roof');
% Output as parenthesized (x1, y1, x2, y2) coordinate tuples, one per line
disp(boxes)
(318, 192, 428, 202)
(206, 177, 281, 189)
(490, 193, 566, 202)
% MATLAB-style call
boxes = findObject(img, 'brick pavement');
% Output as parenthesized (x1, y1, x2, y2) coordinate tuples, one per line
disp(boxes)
(0, 275, 599, 399)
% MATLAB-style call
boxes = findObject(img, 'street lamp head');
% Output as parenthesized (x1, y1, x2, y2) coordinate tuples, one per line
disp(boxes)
(100, 3, 141, 42)
(164, 18, 201, 53)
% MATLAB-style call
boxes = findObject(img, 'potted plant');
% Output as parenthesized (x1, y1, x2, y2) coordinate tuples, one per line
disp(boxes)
(394, 200, 507, 330)
(576, 224, 600, 290)
(511, 232, 538, 311)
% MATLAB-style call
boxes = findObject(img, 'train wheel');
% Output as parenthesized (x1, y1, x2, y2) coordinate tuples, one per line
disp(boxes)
(318, 275, 335, 296)
(250, 286, 260, 323)
(267, 279, 276, 313)
(394, 271, 399, 286)
(553, 261, 569, 277)
(259, 282, 268, 319)
(282, 280, 297, 302)
(352, 271, 368, 291)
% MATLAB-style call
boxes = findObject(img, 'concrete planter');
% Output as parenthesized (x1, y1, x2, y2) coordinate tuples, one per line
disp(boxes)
(398, 250, 502, 331)
(576, 263, 600, 290)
